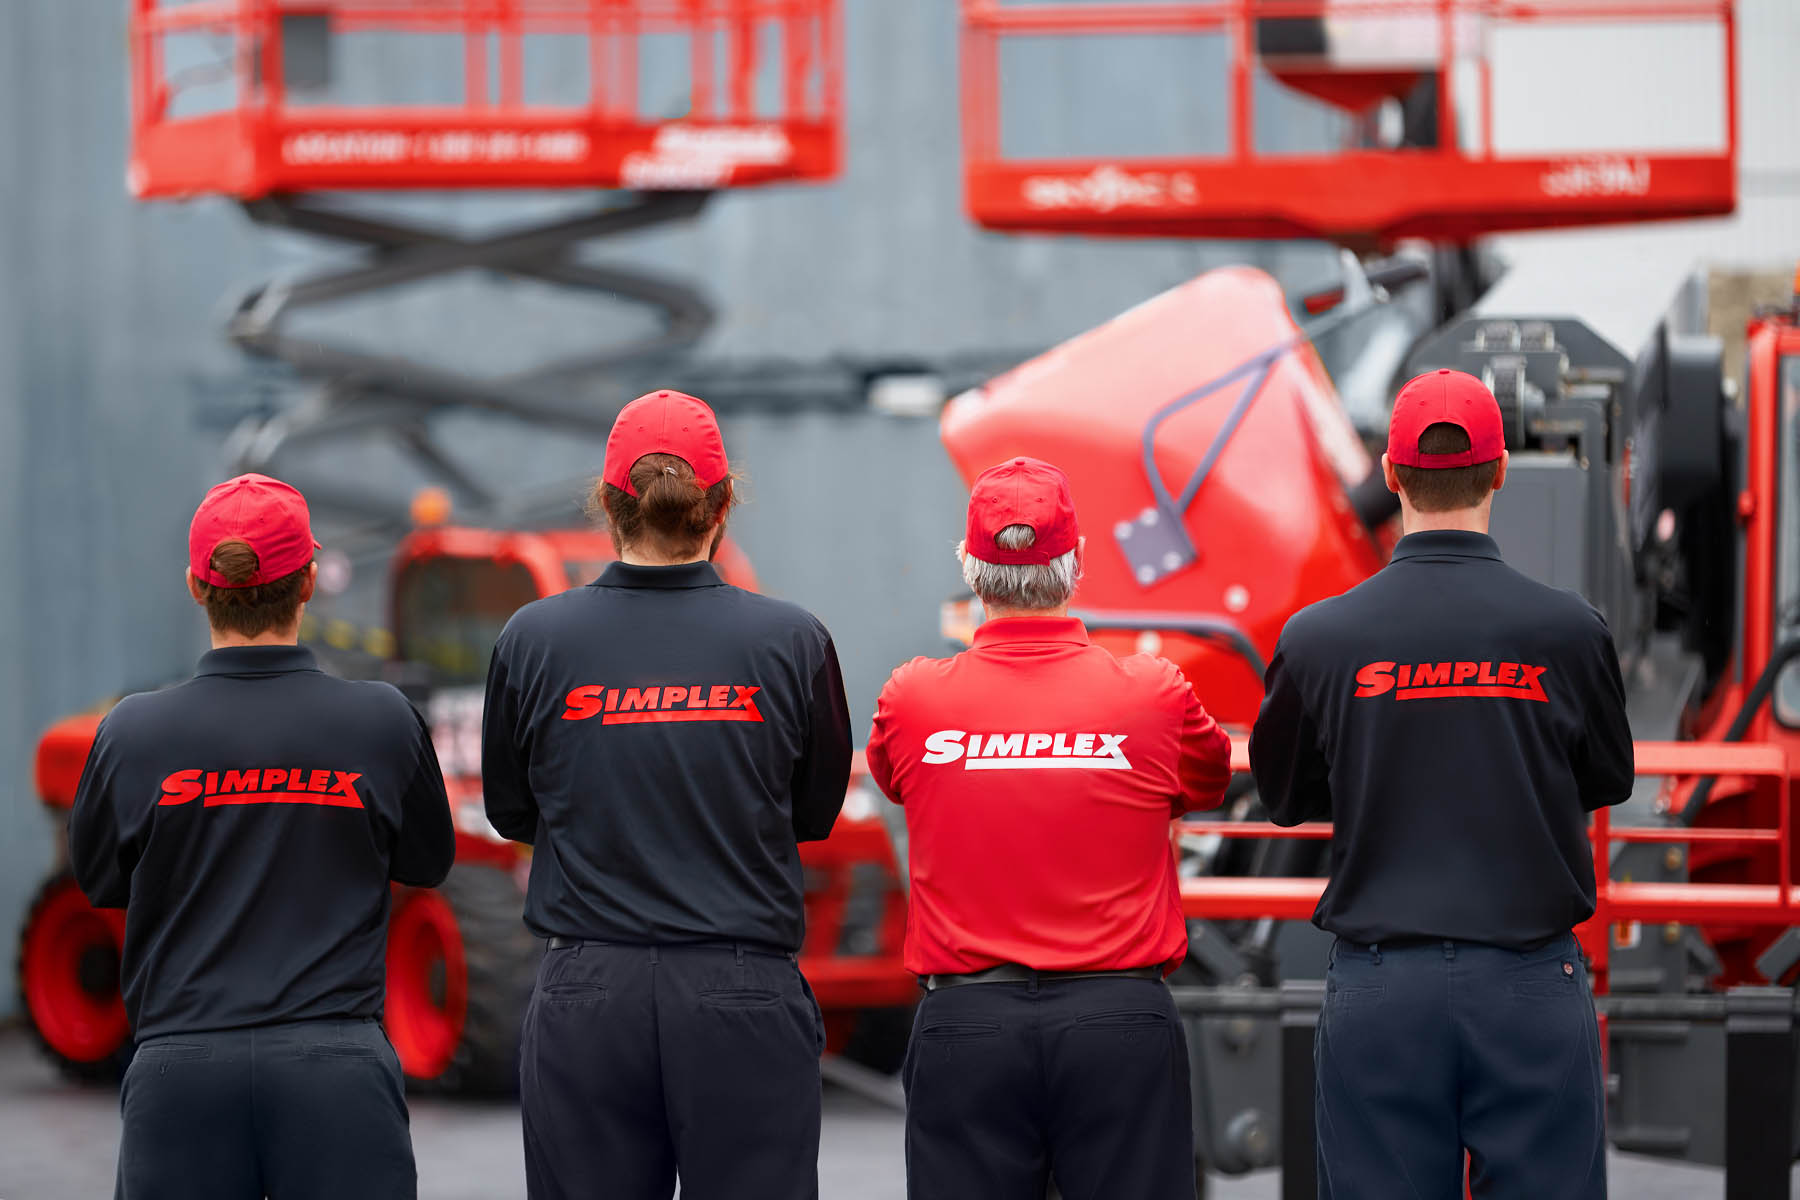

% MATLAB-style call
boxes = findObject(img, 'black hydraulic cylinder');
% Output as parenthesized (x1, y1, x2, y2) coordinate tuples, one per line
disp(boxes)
(1279, 981, 1323, 1200)
(1724, 986, 1796, 1200)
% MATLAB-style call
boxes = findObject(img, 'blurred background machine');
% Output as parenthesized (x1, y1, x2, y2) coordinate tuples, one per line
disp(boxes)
(945, 1, 1798, 1194)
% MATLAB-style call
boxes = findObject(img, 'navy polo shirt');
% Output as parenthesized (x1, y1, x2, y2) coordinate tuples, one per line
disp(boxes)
(69, 644, 456, 1039)
(1249, 530, 1635, 947)
(481, 560, 853, 951)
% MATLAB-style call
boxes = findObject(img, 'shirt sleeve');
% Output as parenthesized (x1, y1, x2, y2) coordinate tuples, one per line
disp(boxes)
(864, 668, 905, 805)
(791, 636, 853, 843)
(1574, 610, 1636, 812)
(390, 703, 457, 887)
(481, 634, 540, 845)
(1173, 674, 1233, 815)
(68, 716, 136, 910)
(1250, 633, 1332, 827)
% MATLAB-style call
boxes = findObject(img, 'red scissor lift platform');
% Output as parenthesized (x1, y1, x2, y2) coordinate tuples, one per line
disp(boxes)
(130, 0, 840, 198)
(960, 0, 1737, 243)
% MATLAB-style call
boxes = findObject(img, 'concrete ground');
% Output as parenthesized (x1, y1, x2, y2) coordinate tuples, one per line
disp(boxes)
(0, 1031, 1773, 1199)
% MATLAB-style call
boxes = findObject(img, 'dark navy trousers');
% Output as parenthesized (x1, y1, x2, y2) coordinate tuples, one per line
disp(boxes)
(1315, 933, 1605, 1200)
(519, 941, 825, 1200)
(115, 1016, 415, 1200)
(903, 975, 1196, 1200)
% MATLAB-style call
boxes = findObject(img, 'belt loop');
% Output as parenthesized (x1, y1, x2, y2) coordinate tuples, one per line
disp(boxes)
(735, 945, 745, 967)
(1370, 943, 1382, 966)
(648, 946, 659, 966)
(1444, 940, 1457, 961)
(572, 942, 583, 958)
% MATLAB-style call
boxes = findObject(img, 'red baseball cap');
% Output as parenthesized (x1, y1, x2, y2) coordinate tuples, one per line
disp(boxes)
(965, 457, 1080, 565)
(1387, 369, 1506, 468)
(603, 390, 730, 497)
(189, 473, 320, 588)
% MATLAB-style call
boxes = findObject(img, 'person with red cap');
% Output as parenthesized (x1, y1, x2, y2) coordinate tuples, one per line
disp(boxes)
(865, 456, 1233, 1199)
(69, 473, 455, 1200)
(481, 390, 852, 1200)
(1251, 369, 1634, 1199)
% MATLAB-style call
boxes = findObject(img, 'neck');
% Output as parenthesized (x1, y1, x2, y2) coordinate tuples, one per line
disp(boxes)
(1401, 505, 1490, 536)
(619, 529, 718, 567)
(984, 604, 1070, 620)
(209, 628, 301, 650)
(619, 547, 709, 566)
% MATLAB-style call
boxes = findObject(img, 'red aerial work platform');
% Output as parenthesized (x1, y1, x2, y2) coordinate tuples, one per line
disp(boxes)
(121, 0, 848, 527)
(129, 0, 840, 199)
(960, 0, 1737, 243)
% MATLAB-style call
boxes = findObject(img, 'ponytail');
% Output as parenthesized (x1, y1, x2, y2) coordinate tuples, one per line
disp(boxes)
(593, 453, 736, 558)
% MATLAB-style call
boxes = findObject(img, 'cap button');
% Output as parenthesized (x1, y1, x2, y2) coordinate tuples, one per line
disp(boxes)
(1439, 368, 1450, 375)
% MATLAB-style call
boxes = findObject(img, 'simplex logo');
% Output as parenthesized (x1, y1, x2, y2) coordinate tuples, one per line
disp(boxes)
(920, 731, 1132, 771)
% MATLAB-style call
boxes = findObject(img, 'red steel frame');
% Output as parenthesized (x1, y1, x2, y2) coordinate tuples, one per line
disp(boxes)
(1183, 737, 1795, 996)
(129, 0, 842, 198)
(960, 0, 1738, 242)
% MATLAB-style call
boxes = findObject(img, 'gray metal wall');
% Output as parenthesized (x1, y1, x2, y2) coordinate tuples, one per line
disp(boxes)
(0, 0, 1340, 1017)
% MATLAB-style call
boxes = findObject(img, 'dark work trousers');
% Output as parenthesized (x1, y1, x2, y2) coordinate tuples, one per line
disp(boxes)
(519, 941, 825, 1200)
(1315, 933, 1605, 1200)
(903, 975, 1196, 1200)
(115, 1016, 415, 1200)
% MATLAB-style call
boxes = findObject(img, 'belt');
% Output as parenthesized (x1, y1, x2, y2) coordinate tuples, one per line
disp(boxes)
(545, 936, 794, 960)
(921, 964, 1163, 992)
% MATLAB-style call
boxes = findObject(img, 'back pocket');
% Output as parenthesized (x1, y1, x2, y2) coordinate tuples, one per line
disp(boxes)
(1327, 983, 1386, 1007)
(1074, 1010, 1168, 1030)
(918, 1020, 1000, 1043)
(700, 989, 781, 1009)
(538, 982, 608, 1008)
(1511, 978, 1575, 998)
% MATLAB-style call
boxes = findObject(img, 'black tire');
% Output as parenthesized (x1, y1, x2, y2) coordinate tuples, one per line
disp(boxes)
(421, 863, 540, 1095)
(14, 871, 132, 1085)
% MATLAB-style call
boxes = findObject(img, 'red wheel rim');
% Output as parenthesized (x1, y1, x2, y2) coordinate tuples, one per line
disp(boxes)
(385, 890, 468, 1080)
(20, 879, 130, 1065)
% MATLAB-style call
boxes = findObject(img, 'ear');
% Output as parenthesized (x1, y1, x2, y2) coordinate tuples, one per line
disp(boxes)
(1381, 452, 1401, 495)
(298, 562, 318, 605)
(186, 567, 205, 606)
(1491, 450, 1509, 493)
(1074, 535, 1087, 577)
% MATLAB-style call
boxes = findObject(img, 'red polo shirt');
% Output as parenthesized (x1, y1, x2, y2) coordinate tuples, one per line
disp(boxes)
(865, 616, 1232, 977)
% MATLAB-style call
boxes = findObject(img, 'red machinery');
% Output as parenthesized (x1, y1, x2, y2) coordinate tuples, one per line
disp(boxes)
(130, 0, 840, 198)
(961, 0, 1737, 242)
(949, 0, 1795, 1187)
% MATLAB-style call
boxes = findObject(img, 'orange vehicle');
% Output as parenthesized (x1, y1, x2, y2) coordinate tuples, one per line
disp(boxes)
(17, 523, 913, 1088)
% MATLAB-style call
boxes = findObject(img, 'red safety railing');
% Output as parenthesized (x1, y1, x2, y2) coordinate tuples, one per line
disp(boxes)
(129, 0, 841, 198)
(1181, 737, 1793, 994)
(960, 0, 1738, 242)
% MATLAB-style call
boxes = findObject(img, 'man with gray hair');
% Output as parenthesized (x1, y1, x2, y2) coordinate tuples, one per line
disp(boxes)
(867, 456, 1232, 1200)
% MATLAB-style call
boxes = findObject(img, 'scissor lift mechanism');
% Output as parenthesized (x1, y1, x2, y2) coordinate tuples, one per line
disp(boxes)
(129, 0, 841, 526)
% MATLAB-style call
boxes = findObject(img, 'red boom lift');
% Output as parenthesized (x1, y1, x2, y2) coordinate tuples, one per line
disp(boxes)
(17, 0, 917, 1092)
(949, 0, 1792, 1192)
